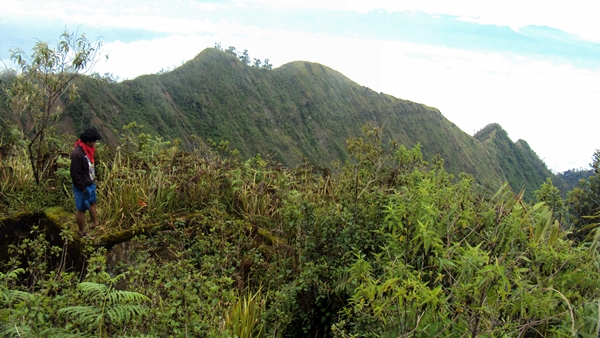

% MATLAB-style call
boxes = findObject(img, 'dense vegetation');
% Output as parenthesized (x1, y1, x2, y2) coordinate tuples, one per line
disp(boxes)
(1, 124, 600, 337)
(557, 168, 594, 193)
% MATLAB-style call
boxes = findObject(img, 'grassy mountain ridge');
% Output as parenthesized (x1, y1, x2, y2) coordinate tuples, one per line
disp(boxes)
(475, 123, 553, 199)
(7, 47, 553, 196)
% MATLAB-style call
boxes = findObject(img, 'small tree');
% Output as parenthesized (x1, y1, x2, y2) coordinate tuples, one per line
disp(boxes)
(568, 150, 600, 240)
(3, 30, 103, 185)
(225, 46, 237, 56)
(262, 58, 273, 70)
(239, 49, 250, 65)
(535, 177, 565, 224)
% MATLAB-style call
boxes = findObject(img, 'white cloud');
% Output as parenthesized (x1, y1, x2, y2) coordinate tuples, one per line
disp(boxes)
(94, 35, 212, 79)
(0, 0, 223, 34)
(235, 0, 600, 42)
(6, 0, 599, 43)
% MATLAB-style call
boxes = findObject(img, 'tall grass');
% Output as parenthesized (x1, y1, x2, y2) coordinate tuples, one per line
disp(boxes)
(0, 146, 73, 213)
(0, 147, 33, 204)
(223, 289, 266, 338)
(94, 133, 288, 231)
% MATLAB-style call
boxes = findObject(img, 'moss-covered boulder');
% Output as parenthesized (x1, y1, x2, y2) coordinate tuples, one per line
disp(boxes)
(0, 208, 88, 273)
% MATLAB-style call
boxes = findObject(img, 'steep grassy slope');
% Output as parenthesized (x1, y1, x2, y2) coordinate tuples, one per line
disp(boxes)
(475, 123, 553, 199)
(161, 49, 506, 177)
(4, 48, 553, 195)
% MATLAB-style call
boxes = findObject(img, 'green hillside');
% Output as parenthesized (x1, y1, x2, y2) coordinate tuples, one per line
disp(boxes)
(474, 123, 554, 199)
(557, 168, 594, 191)
(8, 47, 552, 197)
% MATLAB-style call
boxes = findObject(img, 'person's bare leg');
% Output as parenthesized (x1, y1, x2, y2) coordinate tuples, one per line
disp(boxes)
(76, 210, 86, 234)
(89, 203, 99, 228)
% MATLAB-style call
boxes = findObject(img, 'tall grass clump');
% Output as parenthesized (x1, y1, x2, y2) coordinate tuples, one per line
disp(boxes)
(0, 131, 74, 214)
(223, 288, 266, 338)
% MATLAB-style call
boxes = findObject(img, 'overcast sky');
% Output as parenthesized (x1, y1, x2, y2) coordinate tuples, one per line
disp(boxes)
(1, 0, 599, 172)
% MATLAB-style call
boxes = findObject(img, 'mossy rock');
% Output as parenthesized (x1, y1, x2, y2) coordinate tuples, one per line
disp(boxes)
(0, 208, 87, 274)
(94, 222, 170, 250)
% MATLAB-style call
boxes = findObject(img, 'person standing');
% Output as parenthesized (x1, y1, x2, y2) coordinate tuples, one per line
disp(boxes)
(70, 127, 102, 237)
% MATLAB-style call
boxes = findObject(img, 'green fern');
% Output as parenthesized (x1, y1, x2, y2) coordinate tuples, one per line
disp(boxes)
(0, 268, 32, 337)
(58, 275, 149, 337)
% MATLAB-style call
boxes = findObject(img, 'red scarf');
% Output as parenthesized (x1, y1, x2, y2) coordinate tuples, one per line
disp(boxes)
(75, 139, 96, 164)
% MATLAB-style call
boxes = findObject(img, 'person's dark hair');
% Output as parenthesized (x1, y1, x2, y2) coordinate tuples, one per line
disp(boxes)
(80, 127, 103, 143)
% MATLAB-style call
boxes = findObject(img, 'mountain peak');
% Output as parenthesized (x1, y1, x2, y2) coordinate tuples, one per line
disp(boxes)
(474, 123, 506, 141)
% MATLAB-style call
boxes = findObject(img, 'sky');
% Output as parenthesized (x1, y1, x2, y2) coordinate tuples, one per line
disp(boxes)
(1, 0, 599, 172)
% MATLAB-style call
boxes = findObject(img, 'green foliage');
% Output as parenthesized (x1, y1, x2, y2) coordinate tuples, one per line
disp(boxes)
(223, 289, 266, 337)
(568, 149, 600, 241)
(556, 168, 594, 193)
(0, 135, 75, 214)
(0, 228, 80, 337)
(3, 30, 103, 185)
(334, 181, 599, 337)
(475, 123, 552, 200)
(535, 177, 566, 224)
(215, 45, 272, 69)
(1, 126, 599, 337)
(58, 275, 149, 337)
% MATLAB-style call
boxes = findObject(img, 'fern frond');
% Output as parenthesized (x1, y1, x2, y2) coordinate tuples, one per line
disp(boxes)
(110, 290, 150, 304)
(58, 305, 100, 323)
(78, 282, 108, 303)
(0, 268, 25, 281)
(0, 323, 32, 338)
(58, 281, 149, 334)
(39, 327, 86, 338)
(109, 273, 126, 285)
(106, 305, 147, 325)
(3, 289, 36, 304)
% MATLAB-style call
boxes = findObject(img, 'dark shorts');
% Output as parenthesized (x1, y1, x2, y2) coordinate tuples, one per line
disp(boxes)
(73, 183, 97, 211)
